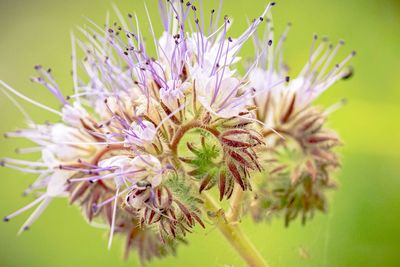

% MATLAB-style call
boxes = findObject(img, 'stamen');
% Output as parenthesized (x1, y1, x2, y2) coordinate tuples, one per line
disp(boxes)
(316, 40, 344, 82)
(0, 81, 62, 116)
(155, 101, 189, 131)
(70, 31, 80, 104)
(4, 194, 47, 221)
(0, 85, 33, 123)
(144, 2, 160, 59)
(2, 158, 48, 168)
(18, 197, 52, 235)
(2, 163, 51, 174)
(15, 147, 43, 154)
(108, 187, 119, 249)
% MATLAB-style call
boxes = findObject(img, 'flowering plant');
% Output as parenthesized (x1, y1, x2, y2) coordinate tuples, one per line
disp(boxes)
(1, 1, 354, 266)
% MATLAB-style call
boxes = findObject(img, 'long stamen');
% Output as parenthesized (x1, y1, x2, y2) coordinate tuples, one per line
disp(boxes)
(18, 197, 52, 235)
(0, 85, 33, 123)
(70, 31, 80, 104)
(108, 187, 119, 249)
(0, 81, 62, 116)
(3, 194, 47, 222)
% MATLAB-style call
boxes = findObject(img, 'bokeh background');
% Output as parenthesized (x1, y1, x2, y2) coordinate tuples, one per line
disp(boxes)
(0, 0, 399, 266)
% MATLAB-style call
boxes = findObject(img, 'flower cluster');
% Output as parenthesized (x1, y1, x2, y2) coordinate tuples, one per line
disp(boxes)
(0, 0, 354, 265)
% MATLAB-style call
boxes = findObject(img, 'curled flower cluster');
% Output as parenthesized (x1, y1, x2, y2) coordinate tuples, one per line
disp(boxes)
(0, 1, 354, 265)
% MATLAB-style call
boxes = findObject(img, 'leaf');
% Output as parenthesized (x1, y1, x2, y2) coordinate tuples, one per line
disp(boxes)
(228, 162, 245, 190)
(218, 171, 226, 201)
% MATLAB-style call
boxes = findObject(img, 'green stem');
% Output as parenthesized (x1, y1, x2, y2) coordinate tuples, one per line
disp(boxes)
(226, 187, 245, 223)
(170, 119, 268, 266)
(202, 192, 268, 267)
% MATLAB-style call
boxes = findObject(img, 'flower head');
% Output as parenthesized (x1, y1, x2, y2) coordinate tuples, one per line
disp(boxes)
(0, 0, 354, 264)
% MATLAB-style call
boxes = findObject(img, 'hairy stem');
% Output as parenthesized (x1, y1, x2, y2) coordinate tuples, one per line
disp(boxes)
(170, 120, 203, 154)
(170, 119, 267, 266)
(202, 191, 268, 267)
(226, 187, 245, 223)
(91, 144, 126, 165)
(170, 119, 220, 156)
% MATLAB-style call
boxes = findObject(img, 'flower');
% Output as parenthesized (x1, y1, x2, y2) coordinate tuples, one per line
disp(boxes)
(160, 80, 190, 110)
(2, 148, 74, 234)
(0, 0, 353, 265)
(124, 120, 157, 147)
(249, 32, 355, 123)
(196, 75, 250, 118)
(246, 20, 354, 225)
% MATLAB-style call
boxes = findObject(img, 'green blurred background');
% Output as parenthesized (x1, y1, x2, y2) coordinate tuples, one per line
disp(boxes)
(0, 0, 399, 266)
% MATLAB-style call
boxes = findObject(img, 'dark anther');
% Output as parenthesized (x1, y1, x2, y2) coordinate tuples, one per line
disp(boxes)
(128, 13, 132, 18)
(342, 67, 354, 80)
(195, 18, 199, 24)
(268, 39, 273, 46)
(92, 204, 98, 213)
(271, 2, 276, 6)
(228, 37, 233, 42)
(211, 9, 215, 14)
(351, 50, 357, 56)
(123, 51, 129, 56)
(23, 226, 29, 231)
(186, 2, 191, 7)
(192, 5, 197, 11)
(3, 217, 10, 222)
(259, 17, 264, 21)
(285, 76, 290, 82)
(108, 29, 114, 33)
